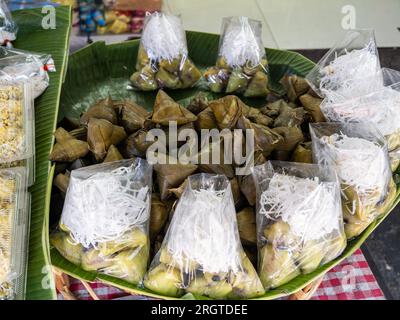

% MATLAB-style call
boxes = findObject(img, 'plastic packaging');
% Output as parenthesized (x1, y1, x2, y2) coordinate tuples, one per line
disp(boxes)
(310, 123, 396, 239)
(320, 84, 400, 152)
(0, 47, 56, 99)
(204, 16, 269, 97)
(51, 158, 152, 285)
(252, 161, 345, 290)
(382, 67, 400, 87)
(0, 167, 30, 300)
(144, 173, 264, 299)
(0, 1, 17, 46)
(129, 12, 201, 91)
(0, 82, 35, 186)
(306, 30, 381, 100)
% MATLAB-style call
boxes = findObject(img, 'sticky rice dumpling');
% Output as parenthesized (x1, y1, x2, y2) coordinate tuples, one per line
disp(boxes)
(253, 161, 346, 289)
(144, 174, 264, 299)
(52, 159, 152, 285)
(310, 123, 394, 239)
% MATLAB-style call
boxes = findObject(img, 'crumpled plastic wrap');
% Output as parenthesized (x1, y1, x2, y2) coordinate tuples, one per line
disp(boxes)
(0, 47, 55, 99)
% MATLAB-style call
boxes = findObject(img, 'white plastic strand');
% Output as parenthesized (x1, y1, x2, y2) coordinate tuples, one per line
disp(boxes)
(220, 16, 264, 68)
(141, 12, 188, 62)
(61, 165, 150, 249)
(259, 173, 339, 242)
(166, 187, 242, 274)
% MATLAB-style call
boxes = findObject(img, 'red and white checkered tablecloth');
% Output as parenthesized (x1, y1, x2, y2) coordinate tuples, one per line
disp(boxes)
(58, 249, 385, 300)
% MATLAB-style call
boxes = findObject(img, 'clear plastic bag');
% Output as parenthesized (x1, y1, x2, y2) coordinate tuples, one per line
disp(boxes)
(382, 67, 400, 87)
(144, 173, 264, 299)
(252, 161, 345, 290)
(204, 16, 269, 97)
(129, 12, 201, 91)
(306, 29, 381, 100)
(0, 47, 56, 99)
(320, 75, 400, 152)
(0, 167, 30, 300)
(0, 1, 17, 46)
(0, 82, 35, 186)
(310, 123, 396, 239)
(51, 158, 152, 285)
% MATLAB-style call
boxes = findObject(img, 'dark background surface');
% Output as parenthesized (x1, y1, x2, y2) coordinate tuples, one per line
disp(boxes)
(297, 48, 400, 300)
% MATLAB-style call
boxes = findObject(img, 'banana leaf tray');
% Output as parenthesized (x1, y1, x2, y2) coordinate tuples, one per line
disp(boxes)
(10, 6, 72, 300)
(48, 32, 400, 300)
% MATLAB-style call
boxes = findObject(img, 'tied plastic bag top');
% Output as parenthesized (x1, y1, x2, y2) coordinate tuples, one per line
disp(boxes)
(51, 158, 152, 285)
(130, 12, 201, 91)
(252, 161, 345, 290)
(0, 47, 56, 99)
(204, 16, 269, 97)
(306, 29, 382, 101)
(0, 167, 30, 300)
(310, 123, 396, 239)
(144, 173, 264, 299)
(0, 82, 35, 186)
(0, 1, 17, 45)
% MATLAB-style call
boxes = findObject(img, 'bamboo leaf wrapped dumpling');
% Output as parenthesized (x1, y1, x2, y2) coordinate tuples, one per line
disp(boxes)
(144, 173, 264, 299)
(51, 158, 152, 285)
(130, 13, 201, 91)
(80, 96, 118, 125)
(87, 118, 127, 161)
(252, 161, 346, 290)
(280, 74, 310, 102)
(49, 127, 89, 162)
(310, 123, 395, 239)
(151, 90, 197, 126)
(204, 16, 269, 97)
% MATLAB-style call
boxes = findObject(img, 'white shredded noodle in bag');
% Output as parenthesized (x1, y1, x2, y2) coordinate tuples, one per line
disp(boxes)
(259, 173, 339, 242)
(61, 165, 150, 248)
(141, 13, 188, 62)
(319, 41, 380, 100)
(166, 188, 242, 274)
(220, 16, 264, 68)
(320, 134, 388, 200)
(321, 87, 400, 137)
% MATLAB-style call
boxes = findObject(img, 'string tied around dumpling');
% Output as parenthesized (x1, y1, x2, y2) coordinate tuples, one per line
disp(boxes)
(259, 173, 340, 243)
(61, 164, 150, 249)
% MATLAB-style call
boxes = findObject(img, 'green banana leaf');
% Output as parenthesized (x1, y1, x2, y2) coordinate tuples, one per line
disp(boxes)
(50, 31, 400, 300)
(11, 6, 72, 299)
